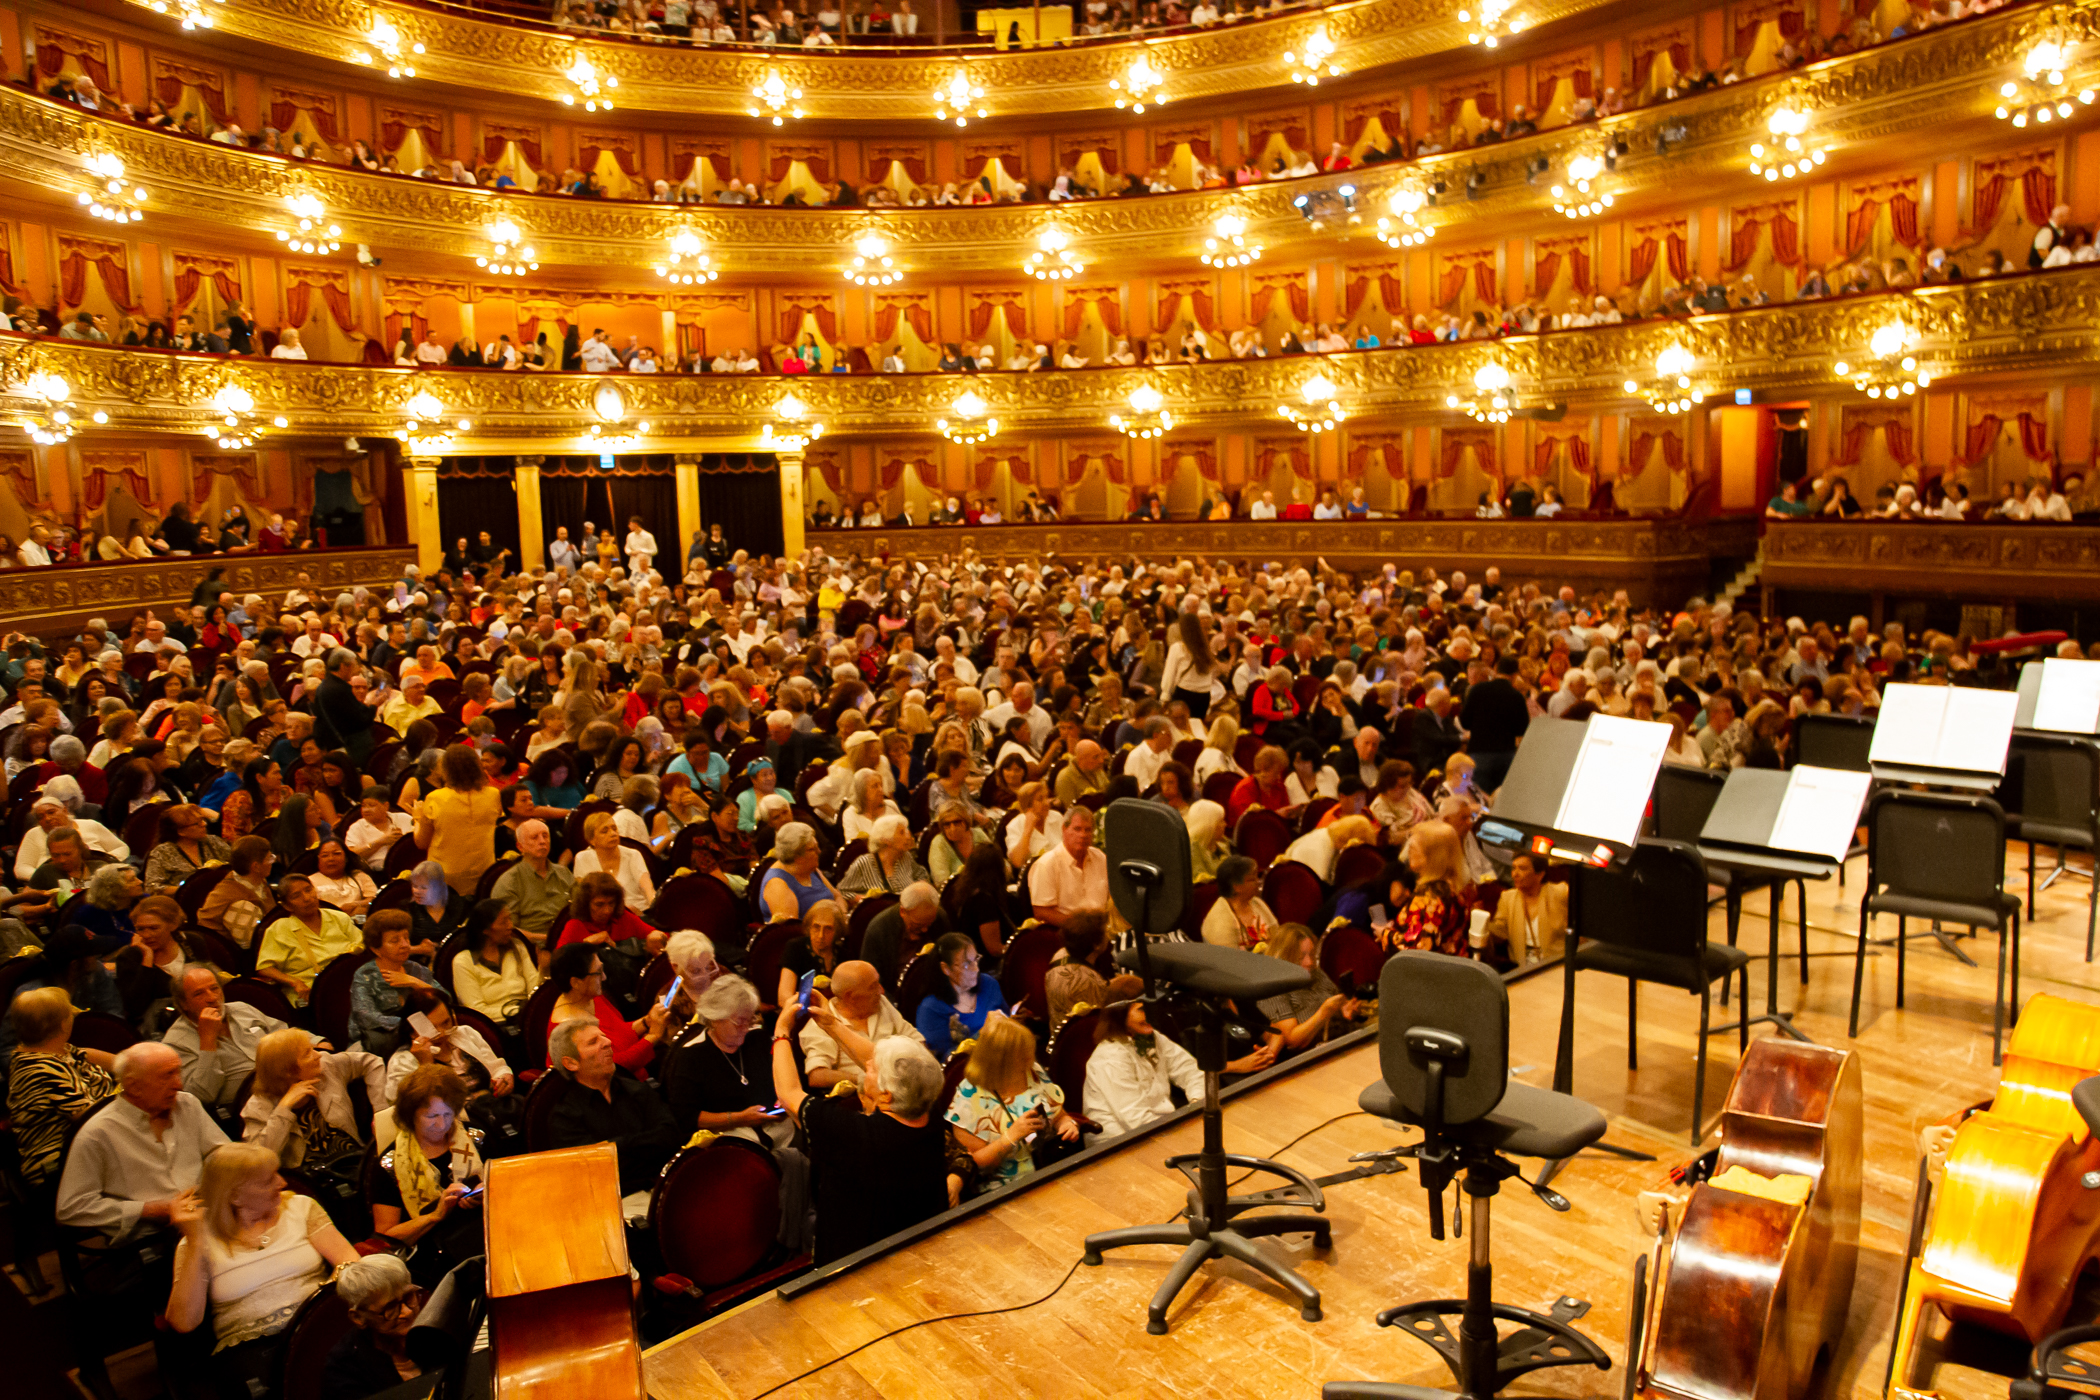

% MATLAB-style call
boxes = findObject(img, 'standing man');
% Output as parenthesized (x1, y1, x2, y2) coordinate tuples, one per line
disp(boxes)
(313, 647, 375, 767)
(623, 515, 659, 579)
(1458, 655, 1530, 793)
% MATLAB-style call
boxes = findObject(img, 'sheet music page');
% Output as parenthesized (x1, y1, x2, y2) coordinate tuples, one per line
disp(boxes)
(1554, 715, 1671, 843)
(1868, 685, 1950, 768)
(1936, 688, 2019, 773)
(1768, 765, 1873, 862)
(2032, 658, 2100, 734)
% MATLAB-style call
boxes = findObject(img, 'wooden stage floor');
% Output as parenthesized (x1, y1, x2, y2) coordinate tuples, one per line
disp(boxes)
(645, 849, 2100, 1400)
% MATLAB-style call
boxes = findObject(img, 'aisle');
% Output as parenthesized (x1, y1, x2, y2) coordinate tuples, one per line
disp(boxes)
(642, 844, 2100, 1400)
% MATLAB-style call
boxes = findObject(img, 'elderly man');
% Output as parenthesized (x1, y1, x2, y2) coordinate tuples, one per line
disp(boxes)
(1055, 739, 1111, 806)
(15, 786, 128, 880)
(544, 1016, 681, 1195)
(1331, 726, 1385, 792)
(1410, 688, 1465, 775)
(22, 826, 114, 921)
(133, 617, 185, 655)
(1029, 804, 1110, 926)
(984, 679, 1053, 749)
(1699, 697, 1752, 771)
(859, 882, 952, 989)
(1546, 670, 1592, 719)
(312, 647, 375, 766)
(380, 674, 441, 736)
(1124, 717, 1175, 793)
(255, 874, 363, 1004)
(57, 1042, 229, 1244)
(491, 819, 574, 946)
(770, 995, 949, 1265)
(798, 959, 924, 1090)
(162, 966, 285, 1114)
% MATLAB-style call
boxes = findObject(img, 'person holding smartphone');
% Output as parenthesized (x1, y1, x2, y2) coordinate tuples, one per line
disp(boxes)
(368, 1064, 485, 1285)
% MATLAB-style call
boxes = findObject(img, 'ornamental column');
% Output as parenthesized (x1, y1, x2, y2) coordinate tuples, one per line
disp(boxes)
(406, 455, 443, 574)
(674, 454, 702, 569)
(515, 455, 546, 572)
(777, 450, 805, 558)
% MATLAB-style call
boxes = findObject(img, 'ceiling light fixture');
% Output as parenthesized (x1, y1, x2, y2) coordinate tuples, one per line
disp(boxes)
(655, 230, 717, 284)
(352, 14, 422, 76)
(1110, 55, 1169, 112)
(845, 232, 901, 286)
(1376, 185, 1435, 248)
(1110, 383, 1175, 439)
(207, 383, 286, 450)
(1447, 361, 1514, 422)
(1834, 322, 1931, 398)
(761, 392, 823, 452)
(277, 193, 342, 254)
(476, 220, 538, 276)
(80, 153, 146, 223)
(1997, 39, 2095, 127)
(749, 69, 806, 125)
(1201, 213, 1263, 268)
(933, 69, 988, 126)
(561, 53, 616, 111)
(18, 372, 82, 445)
(1279, 374, 1347, 432)
(1024, 227, 1084, 281)
(1456, 0, 1524, 47)
(1283, 27, 1343, 85)
(1749, 104, 1826, 181)
(937, 389, 999, 445)
(1623, 344, 1702, 414)
(1550, 153, 1614, 218)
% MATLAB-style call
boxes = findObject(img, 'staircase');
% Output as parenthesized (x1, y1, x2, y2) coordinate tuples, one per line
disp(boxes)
(1716, 547, 1764, 609)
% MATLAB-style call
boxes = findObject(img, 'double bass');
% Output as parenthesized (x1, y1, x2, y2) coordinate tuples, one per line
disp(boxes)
(1888, 993, 2100, 1400)
(1628, 1037, 1863, 1400)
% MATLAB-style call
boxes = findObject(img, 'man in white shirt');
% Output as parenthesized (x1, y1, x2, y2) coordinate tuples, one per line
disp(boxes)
(984, 679, 1054, 749)
(1124, 717, 1175, 791)
(269, 328, 309, 360)
(1028, 806, 1111, 925)
(881, 350, 906, 373)
(289, 616, 340, 658)
(578, 330, 621, 373)
(486, 335, 520, 370)
(413, 332, 448, 366)
(133, 618, 186, 654)
(17, 525, 53, 566)
(57, 1043, 229, 1245)
(1247, 491, 1278, 520)
(931, 635, 977, 685)
(624, 517, 659, 576)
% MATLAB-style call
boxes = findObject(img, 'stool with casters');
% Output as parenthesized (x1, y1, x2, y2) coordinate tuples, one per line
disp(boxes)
(1326, 951, 1612, 1400)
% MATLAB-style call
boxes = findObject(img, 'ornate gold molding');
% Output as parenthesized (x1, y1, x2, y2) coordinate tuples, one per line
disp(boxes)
(0, 3, 2075, 273)
(1762, 521, 2100, 602)
(7, 266, 2100, 439)
(0, 545, 417, 632)
(109, 0, 1601, 119)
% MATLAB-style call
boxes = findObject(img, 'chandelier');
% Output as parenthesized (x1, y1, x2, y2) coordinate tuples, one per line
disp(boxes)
(16, 372, 100, 445)
(937, 389, 999, 445)
(1376, 186, 1435, 248)
(749, 69, 805, 125)
(655, 230, 717, 285)
(1279, 374, 1347, 433)
(1447, 362, 1514, 422)
(561, 54, 616, 111)
(1283, 27, 1343, 85)
(1622, 345, 1702, 415)
(1024, 227, 1083, 281)
(1997, 40, 2095, 127)
(587, 419, 654, 454)
(1110, 55, 1168, 112)
(1456, 0, 1524, 47)
(276, 193, 342, 254)
(1201, 213, 1263, 268)
(141, 0, 217, 28)
(353, 14, 422, 76)
(1833, 323, 1931, 399)
(476, 221, 538, 275)
(933, 69, 987, 126)
(761, 392, 823, 452)
(403, 389, 472, 437)
(1749, 104, 1826, 181)
(1550, 154, 1614, 218)
(1110, 384, 1175, 439)
(845, 232, 900, 287)
(80, 154, 146, 223)
(208, 383, 286, 451)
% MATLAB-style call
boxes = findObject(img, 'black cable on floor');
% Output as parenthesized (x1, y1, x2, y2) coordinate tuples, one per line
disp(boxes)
(739, 1109, 1375, 1397)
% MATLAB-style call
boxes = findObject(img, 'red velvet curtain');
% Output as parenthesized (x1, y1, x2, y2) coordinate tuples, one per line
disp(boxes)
(1666, 231, 1690, 283)
(0, 243, 15, 295)
(84, 467, 151, 513)
(1631, 40, 1691, 90)
(1661, 434, 1686, 472)
(1769, 209, 1799, 266)
(1438, 262, 1470, 305)
(580, 142, 642, 177)
(1972, 175, 2010, 234)
(779, 302, 838, 344)
(285, 280, 312, 330)
(1726, 216, 1764, 273)
(38, 37, 114, 94)
(1849, 188, 1921, 254)
(1344, 275, 1371, 321)
(875, 303, 901, 342)
(1735, 6, 1803, 55)
(382, 112, 443, 157)
(1474, 260, 1499, 304)
(5, 457, 46, 509)
(1884, 418, 1917, 465)
(155, 70, 227, 122)
(1890, 190, 1919, 246)
(1440, 91, 1498, 129)
(2023, 168, 2059, 227)
(2018, 412, 2053, 464)
(1185, 288, 1216, 329)
(271, 95, 340, 143)
(1832, 419, 1869, 467)
(1960, 415, 2002, 467)
(1061, 293, 1121, 338)
(59, 245, 133, 312)
(484, 132, 545, 168)
(1536, 68, 1593, 111)
(1629, 237, 1659, 287)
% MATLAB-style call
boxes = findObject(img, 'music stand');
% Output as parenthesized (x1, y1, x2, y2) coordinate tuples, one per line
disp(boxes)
(1694, 765, 1872, 1043)
(1081, 799, 1334, 1334)
(2013, 659, 2100, 899)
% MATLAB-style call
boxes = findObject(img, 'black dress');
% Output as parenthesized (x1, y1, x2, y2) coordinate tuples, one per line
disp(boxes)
(661, 1029, 776, 1128)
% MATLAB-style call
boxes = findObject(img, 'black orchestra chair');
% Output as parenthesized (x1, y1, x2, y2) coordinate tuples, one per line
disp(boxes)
(1649, 764, 1803, 1002)
(2004, 733, 2100, 960)
(1325, 952, 1610, 1400)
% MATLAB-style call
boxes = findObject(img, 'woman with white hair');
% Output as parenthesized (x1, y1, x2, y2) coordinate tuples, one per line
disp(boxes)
(759, 822, 843, 921)
(1184, 798, 1229, 881)
(322, 1253, 425, 1400)
(838, 811, 930, 897)
(14, 777, 129, 879)
(840, 767, 900, 844)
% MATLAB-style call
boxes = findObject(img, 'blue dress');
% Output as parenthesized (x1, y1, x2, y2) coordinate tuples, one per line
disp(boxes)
(760, 865, 835, 920)
(915, 978, 1010, 1062)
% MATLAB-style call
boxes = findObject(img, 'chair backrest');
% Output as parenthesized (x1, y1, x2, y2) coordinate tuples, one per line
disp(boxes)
(1865, 790, 2009, 907)
(635, 952, 676, 1008)
(381, 837, 425, 880)
(1319, 925, 1388, 1000)
(2006, 734, 2100, 836)
(122, 802, 172, 859)
(1571, 839, 1714, 962)
(933, 1044, 974, 1121)
(743, 919, 803, 1011)
(563, 799, 616, 852)
(1233, 807, 1292, 869)
(519, 979, 564, 1067)
(222, 976, 299, 1026)
(1180, 879, 1220, 941)
(830, 838, 868, 882)
(1047, 1007, 1104, 1114)
(1650, 766, 1727, 844)
(310, 950, 374, 1048)
(648, 873, 744, 944)
(521, 1065, 574, 1152)
(175, 864, 234, 921)
(1297, 797, 1337, 835)
(1200, 771, 1241, 807)
(844, 892, 897, 960)
(650, 1137, 782, 1288)
(184, 924, 247, 975)
(474, 853, 521, 901)
(277, 1283, 355, 1399)
(1333, 842, 1388, 890)
(1233, 732, 1265, 772)
(68, 1011, 139, 1054)
(1793, 713, 1875, 773)
(997, 922, 1066, 1019)
(1171, 738, 1204, 768)
(1377, 950, 1509, 1129)
(895, 950, 947, 1017)
(368, 875, 420, 917)
(1261, 861, 1328, 928)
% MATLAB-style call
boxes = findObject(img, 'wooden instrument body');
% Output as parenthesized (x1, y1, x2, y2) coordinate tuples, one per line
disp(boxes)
(484, 1141, 647, 1400)
(1641, 1039, 1864, 1400)
(1904, 994, 2100, 1352)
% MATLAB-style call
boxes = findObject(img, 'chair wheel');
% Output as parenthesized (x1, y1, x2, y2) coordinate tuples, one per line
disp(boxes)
(1147, 1316, 1168, 1336)
(1313, 1228, 1333, 1250)
(1082, 1250, 1102, 1266)
(1302, 1303, 1323, 1322)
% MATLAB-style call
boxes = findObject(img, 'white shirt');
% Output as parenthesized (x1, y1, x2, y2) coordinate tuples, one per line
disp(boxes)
(579, 339, 621, 372)
(270, 344, 308, 360)
(1125, 741, 1172, 792)
(414, 342, 447, 365)
(983, 699, 1053, 749)
(573, 844, 655, 912)
(1248, 501, 1277, 520)
(625, 529, 660, 563)
(18, 540, 50, 566)
(1084, 1035, 1205, 1137)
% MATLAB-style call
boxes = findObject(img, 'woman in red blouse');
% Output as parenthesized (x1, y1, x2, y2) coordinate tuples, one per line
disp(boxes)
(1226, 744, 1293, 828)
(555, 871, 665, 955)
(1250, 666, 1302, 741)
(545, 941, 667, 1075)
(1379, 821, 1477, 958)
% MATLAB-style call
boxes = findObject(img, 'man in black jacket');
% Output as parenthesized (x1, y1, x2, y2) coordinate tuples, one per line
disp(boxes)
(1460, 654, 1531, 794)
(312, 648, 376, 767)
(545, 1017, 682, 1196)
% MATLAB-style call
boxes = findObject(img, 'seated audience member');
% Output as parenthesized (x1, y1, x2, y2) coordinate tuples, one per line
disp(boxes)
(242, 1028, 388, 1188)
(1281, 814, 1377, 884)
(769, 996, 950, 1264)
(544, 1015, 682, 1195)
(798, 958, 924, 1089)
(164, 966, 285, 1115)
(452, 897, 542, 1027)
(348, 909, 432, 1052)
(1484, 850, 1568, 964)
(58, 1041, 231, 1244)
(491, 817, 574, 946)
(1027, 804, 1110, 925)
(1201, 854, 1279, 951)
(545, 941, 668, 1075)
(7, 986, 119, 1188)
(197, 836, 277, 949)
(369, 1064, 485, 1282)
(344, 787, 413, 872)
(254, 873, 363, 1004)
(323, 1254, 427, 1400)
(1259, 924, 1363, 1056)
(310, 839, 378, 916)
(760, 822, 844, 920)
(556, 870, 666, 959)
(407, 861, 469, 952)
(110, 893, 204, 1025)
(16, 786, 129, 881)
(859, 880, 951, 988)
(1377, 822, 1477, 956)
(384, 988, 513, 1104)
(573, 809, 656, 912)
(1084, 973, 1276, 1136)
(166, 1142, 361, 1395)
(945, 1014, 1078, 1187)
(915, 931, 1010, 1060)
(777, 897, 845, 1004)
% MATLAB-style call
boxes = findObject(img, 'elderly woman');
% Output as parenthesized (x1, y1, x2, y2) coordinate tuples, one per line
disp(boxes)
(1259, 924, 1363, 1057)
(349, 910, 433, 1052)
(661, 974, 787, 1137)
(777, 898, 845, 1006)
(840, 767, 901, 844)
(945, 1014, 1077, 1187)
(1003, 781, 1064, 870)
(14, 778, 128, 880)
(141, 803, 229, 893)
(652, 771, 707, 852)
(369, 1063, 486, 1282)
(243, 1027, 388, 1184)
(926, 801, 976, 888)
(759, 823, 843, 921)
(1378, 821, 1476, 957)
(1184, 798, 1229, 882)
(545, 941, 668, 1075)
(1226, 745, 1293, 827)
(6, 986, 118, 1187)
(657, 928, 722, 1035)
(733, 758, 780, 833)
(452, 898, 541, 1027)
(322, 1254, 426, 1400)
(1193, 713, 1243, 785)
(1370, 759, 1433, 843)
(1201, 855, 1280, 951)
(72, 863, 146, 956)
(573, 810, 656, 913)
(1249, 666, 1303, 745)
(167, 1142, 361, 1394)
(915, 931, 1009, 1061)
(612, 774, 659, 846)
(310, 838, 378, 916)
(838, 812, 930, 898)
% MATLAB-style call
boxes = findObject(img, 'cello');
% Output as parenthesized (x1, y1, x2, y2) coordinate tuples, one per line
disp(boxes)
(1627, 1036, 1863, 1400)
(1887, 993, 2100, 1400)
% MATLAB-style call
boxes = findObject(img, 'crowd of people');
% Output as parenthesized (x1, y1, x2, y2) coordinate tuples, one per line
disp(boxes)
(0, 508, 318, 573)
(548, 0, 1319, 44)
(0, 514, 2075, 1396)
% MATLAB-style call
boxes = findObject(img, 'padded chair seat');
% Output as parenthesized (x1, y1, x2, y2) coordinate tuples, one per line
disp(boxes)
(1568, 939, 1749, 995)
(1358, 1077, 1606, 1162)
(1865, 890, 2020, 930)
(1116, 940, 1311, 1001)
(2013, 819, 2096, 847)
